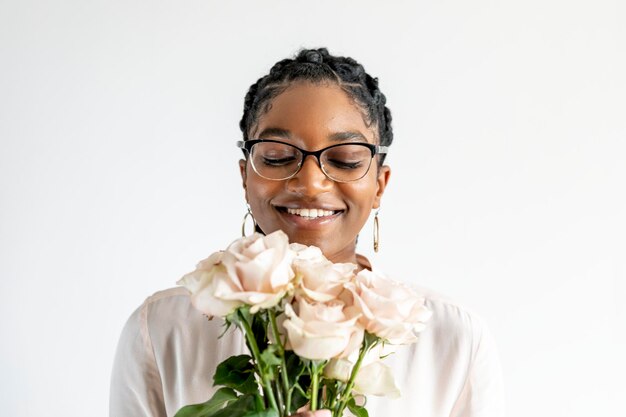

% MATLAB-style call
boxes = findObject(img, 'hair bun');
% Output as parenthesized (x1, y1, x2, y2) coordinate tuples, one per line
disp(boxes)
(297, 48, 330, 64)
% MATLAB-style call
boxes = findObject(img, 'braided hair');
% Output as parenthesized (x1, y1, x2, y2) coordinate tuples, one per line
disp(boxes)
(239, 48, 393, 164)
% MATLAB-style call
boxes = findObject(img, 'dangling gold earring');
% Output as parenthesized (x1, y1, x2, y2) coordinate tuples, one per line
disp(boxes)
(241, 203, 257, 237)
(373, 209, 380, 253)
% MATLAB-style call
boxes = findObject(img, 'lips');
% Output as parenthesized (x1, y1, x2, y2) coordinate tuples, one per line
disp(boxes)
(286, 208, 337, 218)
(274, 205, 344, 225)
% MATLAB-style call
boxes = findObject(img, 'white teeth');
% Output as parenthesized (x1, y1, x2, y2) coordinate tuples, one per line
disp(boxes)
(286, 208, 336, 218)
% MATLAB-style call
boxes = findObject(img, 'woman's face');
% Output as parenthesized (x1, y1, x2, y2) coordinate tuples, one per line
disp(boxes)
(239, 81, 390, 264)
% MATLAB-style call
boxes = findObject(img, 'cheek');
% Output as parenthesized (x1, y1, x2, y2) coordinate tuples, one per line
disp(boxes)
(340, 179, 378, 214)
(248, 181, 277, 205)
(245, 175, 285, 229)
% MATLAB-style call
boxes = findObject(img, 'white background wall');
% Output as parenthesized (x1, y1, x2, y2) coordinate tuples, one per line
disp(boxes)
(1, 1, 624, 416)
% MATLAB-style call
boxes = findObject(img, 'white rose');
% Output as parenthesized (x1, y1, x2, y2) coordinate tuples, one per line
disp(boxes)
(177, 251, 243, 317)
(178, 230, 296, 316)
(324, 357, 400, 398)
(348, 269, 432, 345)
(282, 296, 363, 360)
(290, 243, 356, 302)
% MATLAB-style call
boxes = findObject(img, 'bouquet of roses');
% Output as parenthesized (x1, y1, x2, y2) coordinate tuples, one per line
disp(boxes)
(175, 230, 431, 417)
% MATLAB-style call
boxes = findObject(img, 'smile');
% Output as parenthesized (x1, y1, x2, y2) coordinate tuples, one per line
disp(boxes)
(286, 208, 338, 218)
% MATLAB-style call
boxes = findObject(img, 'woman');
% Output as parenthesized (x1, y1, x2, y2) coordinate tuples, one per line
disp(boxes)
(110, 48, 504, 417)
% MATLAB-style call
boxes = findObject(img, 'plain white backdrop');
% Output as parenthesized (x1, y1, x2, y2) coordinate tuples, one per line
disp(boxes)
(1, 1, 624, 416)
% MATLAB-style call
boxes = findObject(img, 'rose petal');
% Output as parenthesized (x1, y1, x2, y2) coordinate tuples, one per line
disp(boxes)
(354, 361, 401, 398)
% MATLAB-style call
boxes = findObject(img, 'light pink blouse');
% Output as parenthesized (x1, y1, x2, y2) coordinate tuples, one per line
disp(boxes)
(110, 284, 504, 417)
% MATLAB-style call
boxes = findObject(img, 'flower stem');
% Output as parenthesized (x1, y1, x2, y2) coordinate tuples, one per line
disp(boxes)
(329, 381, 341, 410)
(273, 379, 285, 416)
(334, 342, 372, 417)
(237, 309, 278, 412)
(310, 360, 327, 411)
(268, 309, 292, 415)
(310, 361, 322, 411)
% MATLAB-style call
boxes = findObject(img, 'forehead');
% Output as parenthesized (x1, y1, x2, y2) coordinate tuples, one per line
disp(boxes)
(252, 81, 376, 145)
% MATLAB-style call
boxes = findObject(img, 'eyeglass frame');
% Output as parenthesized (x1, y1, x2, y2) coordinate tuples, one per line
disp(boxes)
(236, 139, 389, 183)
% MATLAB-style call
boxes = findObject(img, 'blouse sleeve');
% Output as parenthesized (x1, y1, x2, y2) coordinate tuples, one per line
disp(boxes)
(110, 301, 167, 417)
(450, 315, 506, 417)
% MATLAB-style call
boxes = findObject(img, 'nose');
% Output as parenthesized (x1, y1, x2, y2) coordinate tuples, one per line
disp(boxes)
(286, 155, 333, 196)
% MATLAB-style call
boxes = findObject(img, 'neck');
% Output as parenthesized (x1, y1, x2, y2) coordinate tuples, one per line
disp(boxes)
(324, 241, 357, 265)
(325, 243, 369, 271)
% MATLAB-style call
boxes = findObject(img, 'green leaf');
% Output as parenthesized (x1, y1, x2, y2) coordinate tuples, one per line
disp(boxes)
(173, 387, 238, 417)
(346, 397, 369, 417)
(211, 394, 276, 417)
(289, 382, 309, 414)
(251, 311, 269, 352)
(213, 355, 258, 395)
(259, 345, 281, 370)
(285, 351, 307, 386)
(243, 410, 279, 417)
(285, 351, 311, 413)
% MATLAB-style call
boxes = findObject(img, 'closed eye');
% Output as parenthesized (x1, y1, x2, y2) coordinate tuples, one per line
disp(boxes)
(262, 156, 298, 166)
(327, 159, 363, 169)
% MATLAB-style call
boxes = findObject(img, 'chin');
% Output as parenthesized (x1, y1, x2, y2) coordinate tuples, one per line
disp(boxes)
(285, 233, 323, 247)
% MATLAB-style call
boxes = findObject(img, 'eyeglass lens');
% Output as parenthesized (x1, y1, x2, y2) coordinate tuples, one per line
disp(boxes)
(249, 142, 374, 182)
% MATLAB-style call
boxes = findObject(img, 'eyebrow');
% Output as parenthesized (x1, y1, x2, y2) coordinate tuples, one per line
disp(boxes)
(328, 131, 368, 142)
(256, 127, 291, 139)
(256, 127, 368, 142)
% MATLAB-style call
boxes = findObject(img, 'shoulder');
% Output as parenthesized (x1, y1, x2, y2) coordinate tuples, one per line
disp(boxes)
(115, 288, 198, 352)
(362, 258, 490, 349)
(419, 286, 489, 339)
(141, 286, 192, 310)
(408, 285, 497, 367)
(131, 287, 209, 334)
(119, 287, 233, 370)
(140, 287, 192, 312)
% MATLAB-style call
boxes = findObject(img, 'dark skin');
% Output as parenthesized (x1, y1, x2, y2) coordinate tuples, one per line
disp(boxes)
(239, 81, 391, 267)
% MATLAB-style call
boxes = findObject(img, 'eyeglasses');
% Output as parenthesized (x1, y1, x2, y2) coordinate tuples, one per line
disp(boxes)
(237, 139, 389, 183)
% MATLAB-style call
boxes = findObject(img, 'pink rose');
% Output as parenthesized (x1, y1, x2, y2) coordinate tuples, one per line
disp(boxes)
(290, 244, 356, 302)
(347, 269, 432, 345)
(178, 230, 296, 316)
(282, 296, 363, 360)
